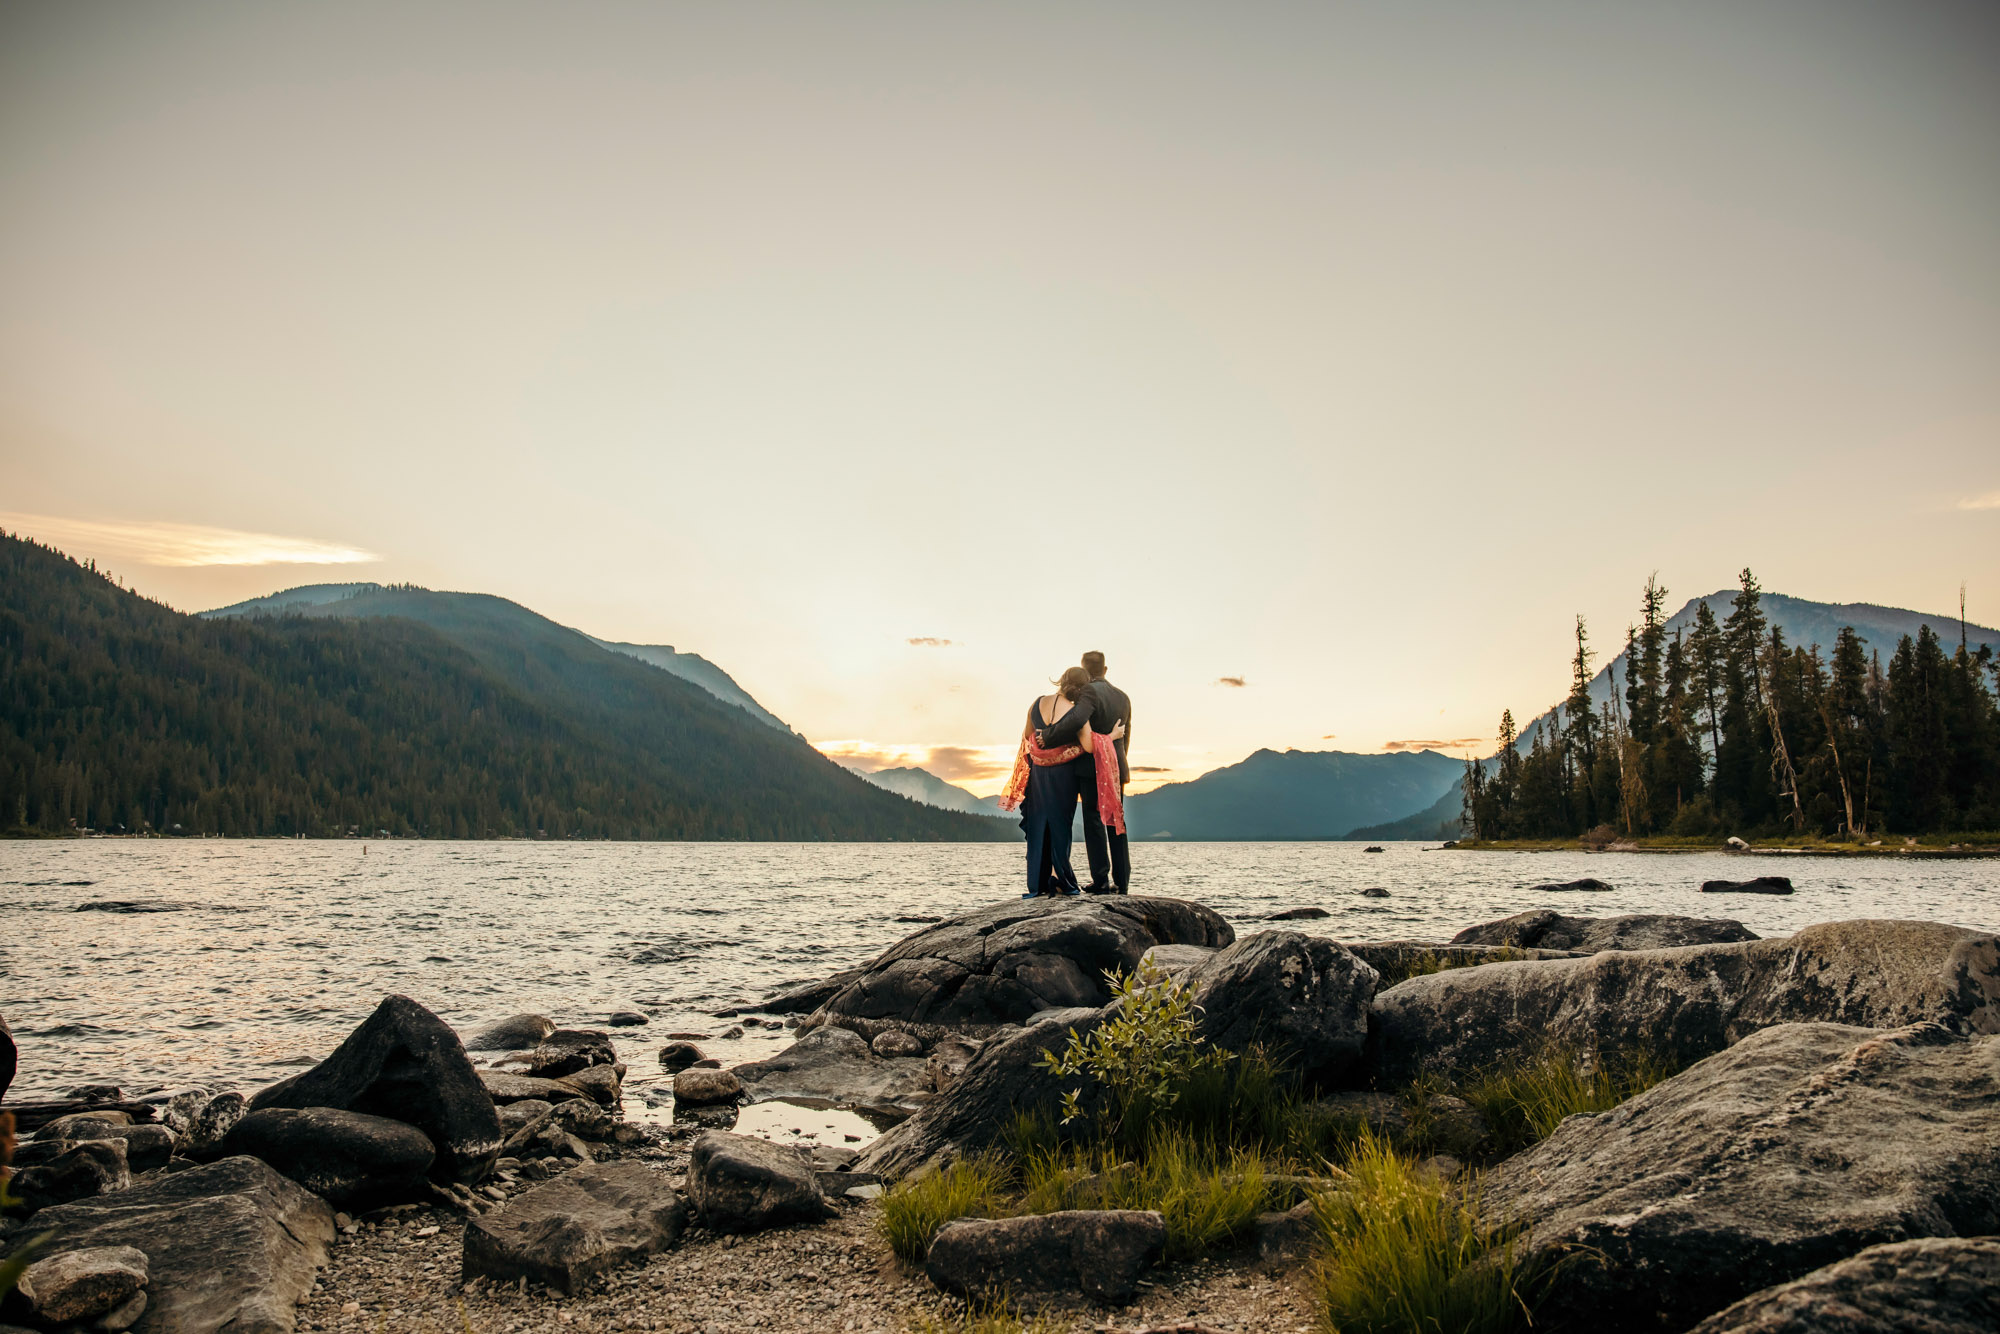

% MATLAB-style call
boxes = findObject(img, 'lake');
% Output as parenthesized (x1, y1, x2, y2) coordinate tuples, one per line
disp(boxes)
(4, 839, 1994, 1134)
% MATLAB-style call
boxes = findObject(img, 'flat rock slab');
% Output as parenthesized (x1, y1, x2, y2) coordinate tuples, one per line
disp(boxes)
(463, 1161, 687, 1294)
(1450, 910, 1758, 953)
(1484, 1022, 2000, 1332)
(26, 1155, 334, 1334)
(815, 896, 1233, 1030)
(925, 1210, 1166, 1304)
(249, 995, 501, 1185)
(729, 1026, 932, 1118)
(1368, 918, 2000, 1084)
(1345, 941, 1581, 987)
(220, 1107, 436, 1210)
(1687, 1236, 2000, 1333)
(686, 1132, 833, 1233)
(478, 1069, 585, 1105)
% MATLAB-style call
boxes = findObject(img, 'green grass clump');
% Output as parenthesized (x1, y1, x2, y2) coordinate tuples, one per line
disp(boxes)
(910, 1299, 1062, 1334)
(1460, 1045, 1681, 1156)
(1312, 1130, 1539, 1334)
(878, 1154, 1014, 1263)
(1019, 1128, 1269, 1260)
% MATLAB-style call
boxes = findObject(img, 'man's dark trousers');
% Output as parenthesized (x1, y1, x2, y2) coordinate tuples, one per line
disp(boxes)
(1071, 754, 1129, 892)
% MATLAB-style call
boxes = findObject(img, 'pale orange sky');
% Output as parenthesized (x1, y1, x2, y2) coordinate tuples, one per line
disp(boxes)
(4, 2, 1997, 796)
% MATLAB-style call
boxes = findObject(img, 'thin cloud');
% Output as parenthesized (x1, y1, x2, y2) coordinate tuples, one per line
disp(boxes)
(1321, 734, 1337, 740)
(1383, 737, 1488, 752)
(2, 513, 379, 567)
(1959, 491, 2000, 511)
(1130, 765, 1170, 773)
(907, 636, 957, 647)
(814, 740, 1013, 786)
(1215, 675, 1248, 688)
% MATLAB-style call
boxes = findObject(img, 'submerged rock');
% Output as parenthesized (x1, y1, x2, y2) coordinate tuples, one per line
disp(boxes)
(1265, 906, 1330, 920)
(463, 1161, 687, 1294)
(1450, 909, 1758, 953)
(462, 1014, 556, 1052)
(1531, 877, 1616, 892)
(219, 1107, 437, 1210)
(924, 1210, 1166, 1304)
(249, 994, 501, 1185)
(811, 896, 1232, 1031)
(27, 1156, 334, 1334)
(1686, 1236, 2000, 1334)
(730, 1026, 932, 1118)
(655, 1042, 707, 1073)
(1368, 919, 2000, 1085)
(1703, 876, 1795, 895)
(526, 1030, 618, 1079)
(1484, 1021, 2000, 1332)
(686, 1131, 833, 1233)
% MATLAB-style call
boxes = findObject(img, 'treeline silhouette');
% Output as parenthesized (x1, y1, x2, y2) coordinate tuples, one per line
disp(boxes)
(1466, 570, 2000, 840)
(0, 533, 1008, 841)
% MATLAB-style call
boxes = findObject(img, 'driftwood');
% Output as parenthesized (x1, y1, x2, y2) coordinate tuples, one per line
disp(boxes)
(1, 1099, 160, 1133)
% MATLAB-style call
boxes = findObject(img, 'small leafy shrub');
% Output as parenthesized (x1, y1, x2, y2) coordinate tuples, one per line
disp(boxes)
(878, 1154, 1013, 1263)
(1461, 1044, 1682, 1156)
(1036, 959, 1228, 1145)
(1312, 1129, 1540, 1334)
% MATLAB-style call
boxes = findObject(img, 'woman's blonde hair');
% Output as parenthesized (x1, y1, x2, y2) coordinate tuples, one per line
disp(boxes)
(1055, 666, 1091, 700)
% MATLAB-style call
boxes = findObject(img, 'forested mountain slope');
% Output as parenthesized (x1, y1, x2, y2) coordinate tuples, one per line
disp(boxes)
(1124, 747, 1465, 840)
(0, 535, 1008, 841)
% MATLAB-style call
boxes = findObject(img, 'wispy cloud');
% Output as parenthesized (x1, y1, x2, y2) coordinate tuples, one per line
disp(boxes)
(907, 636, 957, 647)
(1321, 733, 1337, 740)
(1, 513, 380, 567)
(1131, 765, 1170, 773)
(1215, 675, 1247, 688)
(815, 740, 1014, 786)
(1383, 737, 1488, 752)
(1959, 491, 2000, 511)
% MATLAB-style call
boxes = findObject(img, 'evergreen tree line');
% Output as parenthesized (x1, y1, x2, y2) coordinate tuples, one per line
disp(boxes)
(1465, 570, 2000, 840)
(0, 533, 1010, 841)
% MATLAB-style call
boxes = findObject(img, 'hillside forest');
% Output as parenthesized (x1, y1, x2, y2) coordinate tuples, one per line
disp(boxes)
(1464, 570, 2000, 840)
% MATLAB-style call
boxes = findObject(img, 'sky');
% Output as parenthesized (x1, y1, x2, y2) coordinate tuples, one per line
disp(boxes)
(3, 1, 1997, 795)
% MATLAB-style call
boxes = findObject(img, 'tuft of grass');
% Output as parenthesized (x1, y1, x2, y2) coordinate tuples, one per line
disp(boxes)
(910, 1298, 1063, 1334)
(1460, 1044, 1682, 1157)
(878, 1154, 1014, 1263)
(1019, 1128, 1268, 1260)
(1312, 1130, 1540, 1334)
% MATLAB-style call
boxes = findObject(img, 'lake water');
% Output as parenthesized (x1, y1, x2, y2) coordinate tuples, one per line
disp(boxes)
(4, 839, 1995, 1133)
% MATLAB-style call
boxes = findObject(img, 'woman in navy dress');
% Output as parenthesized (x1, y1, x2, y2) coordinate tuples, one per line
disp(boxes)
(1008, 667, 1123, 898)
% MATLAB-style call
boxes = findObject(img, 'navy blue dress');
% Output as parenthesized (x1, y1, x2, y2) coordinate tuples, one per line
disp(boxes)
(1020, 698, 1083, 896)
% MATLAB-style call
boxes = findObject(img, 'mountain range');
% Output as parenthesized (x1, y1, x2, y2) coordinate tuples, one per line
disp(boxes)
(0, 536, 1006, 841)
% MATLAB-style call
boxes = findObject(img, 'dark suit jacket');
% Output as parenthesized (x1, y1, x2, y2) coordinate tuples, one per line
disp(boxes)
(1039, 678, 1132, 786)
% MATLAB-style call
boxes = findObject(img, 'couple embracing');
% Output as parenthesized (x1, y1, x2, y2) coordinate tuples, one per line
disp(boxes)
(998, 650, 1132, 898)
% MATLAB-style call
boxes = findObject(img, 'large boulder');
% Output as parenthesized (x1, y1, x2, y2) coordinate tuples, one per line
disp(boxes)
(853, 1012, 1113, 1181)
(1369, 919, 2000, 1084)
(1483, 1021, 2000, 1332)
(729, 1026, 933, 1119)
(685, 1132, 834, 1233)
(462, 1161, 687, 1294)
(810, 896, 1232, 1032)
(25, 1156, 334, 1334)
(1346, 941, 1580, 988)
(15, 1246, 148, 1327)
(219, 1108, 436, 1210)
(1450, 910, 1758, 953)
(248, 995, 501, 1185)
(924, 1211, 1166, 1304)
(1185, 931, 1376, 1081)
(1686, 1236, 2000, 1333)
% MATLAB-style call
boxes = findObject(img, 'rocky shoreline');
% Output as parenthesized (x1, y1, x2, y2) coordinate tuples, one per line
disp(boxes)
(4, 895, 1997, 1333)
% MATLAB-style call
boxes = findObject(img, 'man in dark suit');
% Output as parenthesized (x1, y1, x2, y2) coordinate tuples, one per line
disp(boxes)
(1037, 650, 1131, 894)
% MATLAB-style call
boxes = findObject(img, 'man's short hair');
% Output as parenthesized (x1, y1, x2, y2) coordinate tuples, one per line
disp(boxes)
(1082, 650, 1107, 679)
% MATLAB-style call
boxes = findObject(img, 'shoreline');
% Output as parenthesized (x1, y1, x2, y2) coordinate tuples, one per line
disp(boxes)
(1447, 838, 2000, 858)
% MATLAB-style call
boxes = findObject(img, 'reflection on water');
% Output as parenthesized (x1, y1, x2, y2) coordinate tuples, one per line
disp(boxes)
(3, 840, 1994, 1113)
